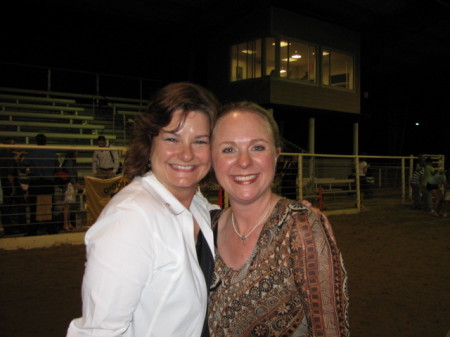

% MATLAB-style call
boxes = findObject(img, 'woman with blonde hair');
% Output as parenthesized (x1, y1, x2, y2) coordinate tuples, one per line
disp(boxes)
(208, 101, 349, 336)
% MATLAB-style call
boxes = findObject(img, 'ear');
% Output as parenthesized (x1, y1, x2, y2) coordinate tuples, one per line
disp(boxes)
(275, 147, 282, 162)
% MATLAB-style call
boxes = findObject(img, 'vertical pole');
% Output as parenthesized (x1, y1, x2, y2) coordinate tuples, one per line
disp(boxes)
(95, 74, 100, 108)
(308, 118, 315, 154)
(298, 154, 303, 201)
(308, 117, 315, 180)
(353, 123, 359, 156)
(47, 68, 52, 94)
(409, 155, 414, 200)
(275, 37, 281, 75)
(354, 123, 360, 210)
(401, 158, 406, 204)
(355, 155, 360, 211)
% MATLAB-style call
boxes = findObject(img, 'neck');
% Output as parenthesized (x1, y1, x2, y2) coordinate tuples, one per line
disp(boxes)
(167, 185, 197, 209)
(230, 193, 275, 231)
(174, 190, 196, 209)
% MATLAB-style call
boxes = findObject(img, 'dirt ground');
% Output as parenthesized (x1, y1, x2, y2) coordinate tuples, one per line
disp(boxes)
(1, 198, 449, 337)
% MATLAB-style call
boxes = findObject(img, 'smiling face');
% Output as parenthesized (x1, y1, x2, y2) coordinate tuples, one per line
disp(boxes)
(150, 109, 211, 202)
(212, 110, 280, 205)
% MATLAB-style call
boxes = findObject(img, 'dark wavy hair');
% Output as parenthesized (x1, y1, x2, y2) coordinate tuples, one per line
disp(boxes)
(124, 82, 219, 179)
(214, 101, 282, 149)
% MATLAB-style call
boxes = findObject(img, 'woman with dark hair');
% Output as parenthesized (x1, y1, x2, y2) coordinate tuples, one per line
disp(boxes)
(67, 82, 220, 337)
(207, 101, 349, 337)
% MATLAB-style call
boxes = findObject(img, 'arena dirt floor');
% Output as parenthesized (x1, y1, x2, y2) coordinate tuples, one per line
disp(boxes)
(1, 198, 449, 337)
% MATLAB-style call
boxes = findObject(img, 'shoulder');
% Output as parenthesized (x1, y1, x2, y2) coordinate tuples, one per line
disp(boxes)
(278, 198, 309, 214)
(86, 179, 167, 242)
(274, 198, 322, 229)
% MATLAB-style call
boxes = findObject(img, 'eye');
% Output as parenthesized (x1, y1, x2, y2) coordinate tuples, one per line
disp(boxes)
(194, 138, 210, 145)
(164, 137, 177, 143)
(252, 145, 266, 151)
(222, 147, 235, 154)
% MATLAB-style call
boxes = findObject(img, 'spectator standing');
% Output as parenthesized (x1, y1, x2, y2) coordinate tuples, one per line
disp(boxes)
(22, 133, 59, 235)
(358, 156, 370, 205)
(427, 170, 448, 217)
(410, 161, 424, 209)
(92, 136, 120, 179)
(61, 151, 83, 231)
(421, 157, 435, 212)
(0, 138, 26, 235)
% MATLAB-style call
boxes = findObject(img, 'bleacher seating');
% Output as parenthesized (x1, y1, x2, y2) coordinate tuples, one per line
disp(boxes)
(0, 101, 85, 113)
(0, 120, 103, 133)
(0, 93, 76, 105)
(2, 110, 93, 122)
(0, 87, 119, 145)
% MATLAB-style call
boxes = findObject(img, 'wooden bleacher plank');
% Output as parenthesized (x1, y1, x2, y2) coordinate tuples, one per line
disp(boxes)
(0, 93, 76, 105)
(108, 102, 145, 110)
(2, 111, 93, 121)
(0, 120, 104, 131)
(313, 178, 356, 196)
(0, 102, 84, 112)
(0, 130, 115, 142)
(0, 87, 145, 106)
(117, 110, 140, 116)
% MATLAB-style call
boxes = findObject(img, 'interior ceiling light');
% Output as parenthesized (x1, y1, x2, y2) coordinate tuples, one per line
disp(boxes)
(273, 41, 290, 47)
(282, 57, 299, 62)
(322, 51, 330, 56)
(241, 50, 256, 54)
(292, 51, 302, 59)
(280, 68, 287, 73)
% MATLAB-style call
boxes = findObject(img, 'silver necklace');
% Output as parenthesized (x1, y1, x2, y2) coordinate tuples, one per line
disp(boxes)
(231, 199, 272, 242)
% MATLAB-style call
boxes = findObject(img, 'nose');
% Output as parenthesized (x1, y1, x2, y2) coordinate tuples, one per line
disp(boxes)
(237, 150, 251, 168)
(179, 143, 194, 161)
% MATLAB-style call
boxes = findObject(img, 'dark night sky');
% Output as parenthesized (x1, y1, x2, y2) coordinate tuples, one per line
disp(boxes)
(1, 1, 449, 162)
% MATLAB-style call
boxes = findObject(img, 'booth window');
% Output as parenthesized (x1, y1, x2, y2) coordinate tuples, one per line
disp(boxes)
(322, 49, 354, 89)
(230, 39, 262, 81)
(279, 38, 317, 82)
(230, 38, 354, 91)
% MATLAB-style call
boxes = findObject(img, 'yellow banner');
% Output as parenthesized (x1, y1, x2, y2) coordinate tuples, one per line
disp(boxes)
(85, 175, 130, 226)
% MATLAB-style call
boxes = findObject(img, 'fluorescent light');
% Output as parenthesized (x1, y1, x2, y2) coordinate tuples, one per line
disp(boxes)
(292, 51, 302, 59)
(282, 57, 299, 62)
(272, 41, 290, 47)
(241, 50, 256, 54)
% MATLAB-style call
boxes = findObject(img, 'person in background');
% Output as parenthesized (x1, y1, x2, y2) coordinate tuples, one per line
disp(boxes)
(421, 157, 435, 212)
(410, 160, 424, 210)
(92, 135, 120, 179)
(22, 133, 59, 235)
(67, 82, 220, 337)
(208, 102, 349, 337)
(61, 151, 83, 231)
(0, 138, 26, 235)
(427, 170, 448, 217)
(358, 155, 370, 205)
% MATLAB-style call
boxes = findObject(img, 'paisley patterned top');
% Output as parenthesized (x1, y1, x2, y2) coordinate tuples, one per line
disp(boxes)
(208, 198, 349, 337)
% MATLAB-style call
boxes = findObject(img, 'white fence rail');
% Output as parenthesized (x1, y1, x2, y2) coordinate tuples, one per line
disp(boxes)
(0, 144, 445, 237)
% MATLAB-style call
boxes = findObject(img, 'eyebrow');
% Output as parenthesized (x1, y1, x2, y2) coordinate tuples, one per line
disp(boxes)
(216, 138, 271, 147)
(161, 130, 210, 139)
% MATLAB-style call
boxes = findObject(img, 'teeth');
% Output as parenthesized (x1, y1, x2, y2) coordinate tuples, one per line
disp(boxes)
(172, 164, 195, 170)
(234, 175, 256, 182)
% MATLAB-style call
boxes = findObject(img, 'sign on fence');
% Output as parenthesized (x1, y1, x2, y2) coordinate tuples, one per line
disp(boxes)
(84, 175, 130, 226)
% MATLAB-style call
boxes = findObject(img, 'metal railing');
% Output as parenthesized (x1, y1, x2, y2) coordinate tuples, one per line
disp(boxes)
(0, 144, 126, 237)
(0, 144, 445, 237)
(273, 153, 445, 215)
